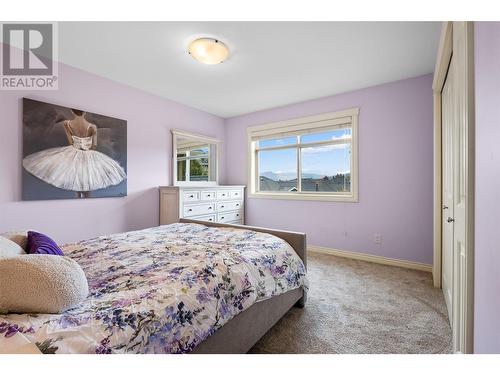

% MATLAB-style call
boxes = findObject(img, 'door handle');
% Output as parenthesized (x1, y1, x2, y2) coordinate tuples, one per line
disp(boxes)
(447, 217, 454, 223)
(443, 205, 449, 210)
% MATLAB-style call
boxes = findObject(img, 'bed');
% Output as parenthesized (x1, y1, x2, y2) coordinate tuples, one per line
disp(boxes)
(0, 220, 307, 354)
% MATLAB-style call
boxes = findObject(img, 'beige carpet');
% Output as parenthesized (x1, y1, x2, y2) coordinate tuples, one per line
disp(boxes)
(250, 252, 452, 354)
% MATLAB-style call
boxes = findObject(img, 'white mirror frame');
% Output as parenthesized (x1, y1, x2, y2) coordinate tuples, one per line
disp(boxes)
(171, 129, 221, 186)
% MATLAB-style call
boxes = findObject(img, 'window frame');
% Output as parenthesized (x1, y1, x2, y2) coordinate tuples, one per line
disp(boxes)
(247, 108, 359, 202)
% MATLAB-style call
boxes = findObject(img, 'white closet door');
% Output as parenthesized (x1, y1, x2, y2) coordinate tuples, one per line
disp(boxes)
(441, 56, 455, 326)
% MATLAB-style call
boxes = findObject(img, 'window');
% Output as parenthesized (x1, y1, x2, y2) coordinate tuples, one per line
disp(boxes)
(177, 145, 210, 182)
(248, 108, 358, 202)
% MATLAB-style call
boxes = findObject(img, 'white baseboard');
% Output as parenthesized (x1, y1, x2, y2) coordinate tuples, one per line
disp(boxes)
(308, 245, 433, 273)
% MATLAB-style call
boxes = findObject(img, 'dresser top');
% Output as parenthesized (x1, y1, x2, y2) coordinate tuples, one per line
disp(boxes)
(160, 185, 246, 190)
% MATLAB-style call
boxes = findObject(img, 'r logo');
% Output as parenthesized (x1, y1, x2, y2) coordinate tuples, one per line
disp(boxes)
(2, 23, 53, 76)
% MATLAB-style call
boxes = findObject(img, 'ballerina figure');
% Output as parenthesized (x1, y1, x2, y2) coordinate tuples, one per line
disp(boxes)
(23, 109, 126, 198)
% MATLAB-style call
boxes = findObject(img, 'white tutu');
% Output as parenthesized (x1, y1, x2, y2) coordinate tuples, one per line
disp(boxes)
(23, 146, 126, 192)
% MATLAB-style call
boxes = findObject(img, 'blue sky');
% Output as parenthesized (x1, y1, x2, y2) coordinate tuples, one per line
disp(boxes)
(258, 129, 351, 179)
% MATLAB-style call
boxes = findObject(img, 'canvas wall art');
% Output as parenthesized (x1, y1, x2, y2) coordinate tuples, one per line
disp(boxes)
(22, 98, 127, 200)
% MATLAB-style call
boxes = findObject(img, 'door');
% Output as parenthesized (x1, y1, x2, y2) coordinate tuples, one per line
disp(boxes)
(441, 56, 455, 325)
(435, 21, 474, 354)
(450, 22, 474, 352)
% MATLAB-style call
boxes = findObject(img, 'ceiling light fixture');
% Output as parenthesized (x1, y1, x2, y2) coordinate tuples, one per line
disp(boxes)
(188, 38, 229, 65)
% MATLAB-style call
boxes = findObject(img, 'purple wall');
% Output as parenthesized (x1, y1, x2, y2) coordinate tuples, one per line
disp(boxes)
(0, 59, 225, 244)
(473, 22, 500, 354)
(225, 74, 434, 264)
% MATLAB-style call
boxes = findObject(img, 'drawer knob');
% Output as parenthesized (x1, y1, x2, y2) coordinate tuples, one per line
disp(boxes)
(188, 209, 192, 212)
(208, 207, 213, 210)
(221, 217, 225, 220)
(221, 205, 225, 208)
(236, 204, 239, 207)
(189, 195, 194, 198)
(236, 214, 239, 217)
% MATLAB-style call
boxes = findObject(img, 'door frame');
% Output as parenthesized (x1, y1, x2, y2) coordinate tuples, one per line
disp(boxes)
(432, 21, 475, 354)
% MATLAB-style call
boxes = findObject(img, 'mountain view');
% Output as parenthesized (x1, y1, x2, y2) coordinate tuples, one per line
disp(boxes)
(259, 172, 350, 193)
(260, 171, 324, 181)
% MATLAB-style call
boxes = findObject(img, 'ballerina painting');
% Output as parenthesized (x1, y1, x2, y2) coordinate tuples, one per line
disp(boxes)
(22, 98, 127, 200)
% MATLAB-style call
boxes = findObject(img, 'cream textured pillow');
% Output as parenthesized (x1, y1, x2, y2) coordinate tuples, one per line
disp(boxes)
(0, 236, 26, 258)
(0, 255, 89, 314)
(0, 231, 28, 251)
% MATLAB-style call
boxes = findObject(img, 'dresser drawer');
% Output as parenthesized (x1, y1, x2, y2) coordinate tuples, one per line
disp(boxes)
(183, 203, 215, 217)
(201, 191, 216, 200)
(217, 210, 243, 223)
(216, 190, 231, 200)
(229, 190, 243, 199)
(217, 200, 243, 212)
(188, 214, 216, 223)
(183, 191, 200, 202)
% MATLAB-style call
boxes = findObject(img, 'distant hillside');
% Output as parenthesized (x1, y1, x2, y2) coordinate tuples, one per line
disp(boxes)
(261, 171, 323, 181)
(259, 173, 350, 192)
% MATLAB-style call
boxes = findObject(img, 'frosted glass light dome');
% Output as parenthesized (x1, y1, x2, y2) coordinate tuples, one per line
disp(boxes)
(188, 38, 229, 65)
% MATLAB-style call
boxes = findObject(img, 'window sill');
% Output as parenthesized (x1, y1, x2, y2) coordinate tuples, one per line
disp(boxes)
(248, 191, 358, 203)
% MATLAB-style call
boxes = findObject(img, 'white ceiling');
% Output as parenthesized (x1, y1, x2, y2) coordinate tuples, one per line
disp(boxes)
(59, 22, 441, 118)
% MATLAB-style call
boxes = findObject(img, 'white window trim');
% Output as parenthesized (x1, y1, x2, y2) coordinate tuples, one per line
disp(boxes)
(247, 108, 359, 202)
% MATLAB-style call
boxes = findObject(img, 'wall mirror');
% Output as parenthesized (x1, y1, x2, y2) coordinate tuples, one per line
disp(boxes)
(172, 129, 220, 186)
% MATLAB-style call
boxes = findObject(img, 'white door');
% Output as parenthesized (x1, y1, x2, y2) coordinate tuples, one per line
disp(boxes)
(441, 56, 455, 326)
(441, 25, 473, 351)
(436, 21, 474, 354)
(450, 23, 473, 351)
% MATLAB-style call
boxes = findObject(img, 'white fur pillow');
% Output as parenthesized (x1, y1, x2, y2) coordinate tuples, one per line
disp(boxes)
(0, 231, 28, 251)
(0, 236, 26, 258)
(0, 255, 89, 314)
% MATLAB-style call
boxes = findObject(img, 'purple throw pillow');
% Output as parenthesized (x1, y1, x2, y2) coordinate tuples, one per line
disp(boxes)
(27, 231, 64, 256)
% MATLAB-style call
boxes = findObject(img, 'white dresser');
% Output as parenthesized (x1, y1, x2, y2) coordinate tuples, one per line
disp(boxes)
(159, 185, 245, 225)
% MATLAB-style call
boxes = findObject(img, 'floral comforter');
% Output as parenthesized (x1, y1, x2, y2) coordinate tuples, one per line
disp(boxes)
(0, 223, 307, 354)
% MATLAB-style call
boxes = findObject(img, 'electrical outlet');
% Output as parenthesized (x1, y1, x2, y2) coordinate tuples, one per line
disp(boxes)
(374, 233, 382, 245)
